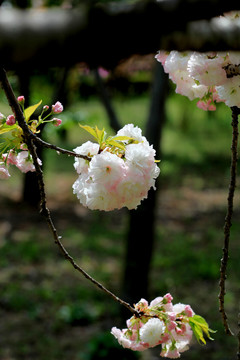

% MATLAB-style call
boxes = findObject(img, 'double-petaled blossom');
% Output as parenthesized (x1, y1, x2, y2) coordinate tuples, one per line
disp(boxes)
(1, 150, 42, 177)
(15, 151, 42, 173)
(155, 49, 240, 110)
(111, 294, 196, 358)
(155, 13, 240, 111)
(72, 124, 160, 211)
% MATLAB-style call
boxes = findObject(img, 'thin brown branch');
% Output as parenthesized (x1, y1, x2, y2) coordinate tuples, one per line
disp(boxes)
(33, 135, 91, 161)
(0, 67, 138, 318)
(218, 106, 240, 335)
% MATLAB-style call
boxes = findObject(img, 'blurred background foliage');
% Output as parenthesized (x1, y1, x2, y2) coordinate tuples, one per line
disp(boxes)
(0, 1, 239, 360)
(0, 61, 239, 360)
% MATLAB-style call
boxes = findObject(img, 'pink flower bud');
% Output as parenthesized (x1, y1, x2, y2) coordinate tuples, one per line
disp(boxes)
(163, 293, 173, 303)
(43, 105, 49, 111)
(159, 333, 170, 344)
(6, 115, 16, 126)
(52, 101, 63, 114)
(52, 118, 62, 127)
(184, 305, 194, 317)
(175, 323, 186, 335)
(175, 326, 184, 335)
(17, 95, 25, 103)
(167, 321, 177, 331)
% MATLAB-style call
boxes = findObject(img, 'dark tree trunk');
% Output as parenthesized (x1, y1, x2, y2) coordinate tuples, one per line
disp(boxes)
(121, 63, 168, 308)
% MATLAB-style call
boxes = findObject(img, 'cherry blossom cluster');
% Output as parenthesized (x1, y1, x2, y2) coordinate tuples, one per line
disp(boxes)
(72, 124, 160, 211)
(0, 97, 63, 179)
(0, 146, 42, 178)
(111, 294, 213, 358)
(155, 12, 240, 111)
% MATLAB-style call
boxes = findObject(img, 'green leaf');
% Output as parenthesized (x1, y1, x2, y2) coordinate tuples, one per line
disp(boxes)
(111, 135, 134, 142)
(95, 126, 106, 144)
(189, 315, 216, 345)
(106, 139, 126, 151)
(0, 124, 17, 135)
(80, 124, 99, 142)
(24, 100, 42, 121)
(80, 124, 106, 146)
(190, 322, 206, 344)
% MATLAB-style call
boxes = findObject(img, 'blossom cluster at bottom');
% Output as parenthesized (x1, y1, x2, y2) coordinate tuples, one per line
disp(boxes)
(111, 294, 213, 358)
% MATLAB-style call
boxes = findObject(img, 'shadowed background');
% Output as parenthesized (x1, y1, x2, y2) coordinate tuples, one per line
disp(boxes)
(0, 1, 239, 359)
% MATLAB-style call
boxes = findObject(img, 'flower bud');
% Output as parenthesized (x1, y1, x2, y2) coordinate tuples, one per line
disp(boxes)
(43, 105, 49, 111)
(6, 115, 16, 126)
(52, 118, 62, 126)
(52, 101, 63, 114)
(17, 95, 25, 103)
(163, 293, 173, 303)
(184, 305, 194, 317)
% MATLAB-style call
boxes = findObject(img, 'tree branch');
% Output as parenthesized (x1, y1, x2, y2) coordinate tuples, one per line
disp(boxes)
(218, 106, 240, 335)
(0, 67, 139, 318)
(0, 0, 240, 70)
(33, 135, 91, 161)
